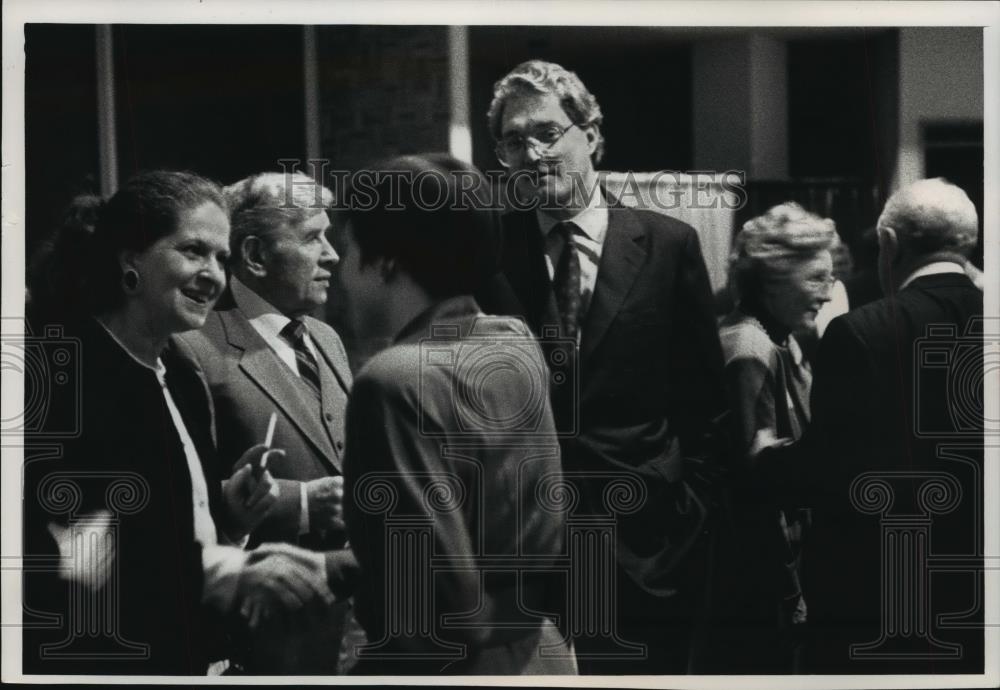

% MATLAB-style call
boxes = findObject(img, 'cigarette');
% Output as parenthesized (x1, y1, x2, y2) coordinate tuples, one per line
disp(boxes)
(264, 412, 277, 449)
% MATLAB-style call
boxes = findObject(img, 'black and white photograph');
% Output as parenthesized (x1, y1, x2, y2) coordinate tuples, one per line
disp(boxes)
(2, 0, 997, 686)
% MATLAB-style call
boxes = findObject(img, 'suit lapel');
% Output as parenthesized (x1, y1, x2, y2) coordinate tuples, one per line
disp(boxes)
(579, 206, 647, 364)
(306, 319, 352, 395)
(307, 321, 351, 472)
(219, 308, 338, 467)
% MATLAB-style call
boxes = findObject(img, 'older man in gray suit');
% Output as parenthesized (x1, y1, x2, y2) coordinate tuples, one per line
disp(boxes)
(176, 172, 358, 674)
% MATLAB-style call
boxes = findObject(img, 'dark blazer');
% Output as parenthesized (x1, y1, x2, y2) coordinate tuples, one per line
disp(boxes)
(762, 272, 984, 673)
(23, 318, 229, 675)
(343, 296, 575, 674)
(174, 289, 359, 674)
(477, 203, 729, 594)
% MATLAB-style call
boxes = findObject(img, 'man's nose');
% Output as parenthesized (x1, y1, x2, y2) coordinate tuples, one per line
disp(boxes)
(817, 282, 833, 303)
(200, 258, 226, 292)
(523, 142, 544, 164)
(319, 234, 339, 265)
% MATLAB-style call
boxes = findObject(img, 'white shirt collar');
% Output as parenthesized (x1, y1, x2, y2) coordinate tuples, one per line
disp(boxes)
(899, 261, 966, 290)
(230, 275, 294, 341)
(537, 186, 608, 245)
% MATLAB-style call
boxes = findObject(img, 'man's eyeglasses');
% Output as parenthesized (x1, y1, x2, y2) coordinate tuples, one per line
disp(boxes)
(803, 274, 837, 291)
(494, 123, 580, 166)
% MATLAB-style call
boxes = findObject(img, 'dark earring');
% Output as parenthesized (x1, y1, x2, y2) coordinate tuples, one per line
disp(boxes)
(122, 269, 140, 292)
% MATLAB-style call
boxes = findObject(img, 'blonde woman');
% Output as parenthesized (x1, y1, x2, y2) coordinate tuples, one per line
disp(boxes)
(710, 202, 837, 673)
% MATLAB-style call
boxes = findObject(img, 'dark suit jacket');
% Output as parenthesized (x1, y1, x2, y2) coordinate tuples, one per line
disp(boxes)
(477, 204, 728, 596)
(23, 318, 230, 675)
(761, 272, 984, 673)
(343, 296, 574, 674)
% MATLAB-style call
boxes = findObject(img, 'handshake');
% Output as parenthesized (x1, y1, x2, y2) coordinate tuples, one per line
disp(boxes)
(235, 542, 336, 628)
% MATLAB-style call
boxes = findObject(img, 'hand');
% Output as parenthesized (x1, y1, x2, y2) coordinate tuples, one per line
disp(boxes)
(237, 543, 334, 629)
(48, 510, 115, 590)
(223, 445, 282, 540)
(748, 428, 794, 462)
(306, 476, 344, 534)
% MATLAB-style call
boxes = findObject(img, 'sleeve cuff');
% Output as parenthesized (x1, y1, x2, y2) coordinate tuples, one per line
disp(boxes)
(299, 482, 310, 535)
(201, 543, 249, 612)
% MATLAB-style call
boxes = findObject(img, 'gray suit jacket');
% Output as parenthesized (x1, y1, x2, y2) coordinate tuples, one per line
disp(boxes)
(176, 289, 352, 547)
(344, 295, 574, 674)
(176, 289, 360, 673)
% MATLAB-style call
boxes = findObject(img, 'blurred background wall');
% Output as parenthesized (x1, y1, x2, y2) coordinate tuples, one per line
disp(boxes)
(23, 24, 985, 364)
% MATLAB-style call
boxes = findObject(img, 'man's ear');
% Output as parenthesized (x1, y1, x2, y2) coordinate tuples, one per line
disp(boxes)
(240, 236, 268, 278)
(877, 226, 899, 266)
(876, 225, 901, 295)
(583, 124, 599, 157)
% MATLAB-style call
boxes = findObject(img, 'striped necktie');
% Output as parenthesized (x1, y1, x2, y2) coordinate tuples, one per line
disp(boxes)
(552, 221, 582, 341)
(280, 319, 322, 401)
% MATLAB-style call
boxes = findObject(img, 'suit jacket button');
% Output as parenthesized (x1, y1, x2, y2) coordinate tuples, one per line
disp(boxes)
(325, 412, 334, 422)
(336, 440, 344, 451)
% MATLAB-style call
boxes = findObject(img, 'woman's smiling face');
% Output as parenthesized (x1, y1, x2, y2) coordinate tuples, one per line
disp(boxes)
(128, 200, 231, 335)
(762, 251, 835, 333)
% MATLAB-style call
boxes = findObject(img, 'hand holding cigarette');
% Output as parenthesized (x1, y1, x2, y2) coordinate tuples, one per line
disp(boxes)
(222, 414, 283, 539)
(253, 412, 279, 480)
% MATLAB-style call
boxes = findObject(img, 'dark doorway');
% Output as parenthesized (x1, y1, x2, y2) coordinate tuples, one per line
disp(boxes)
(924, 122, 984, 269)
(24, 24, 308, 259)
(24, 24, 100, 260)
(112, 25, 306, 184)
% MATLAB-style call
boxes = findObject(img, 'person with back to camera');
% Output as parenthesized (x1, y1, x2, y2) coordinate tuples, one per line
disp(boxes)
(337, 154, 575, 674)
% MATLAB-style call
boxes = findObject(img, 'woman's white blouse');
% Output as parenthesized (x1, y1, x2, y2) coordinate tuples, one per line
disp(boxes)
(155, 359, 248, 611)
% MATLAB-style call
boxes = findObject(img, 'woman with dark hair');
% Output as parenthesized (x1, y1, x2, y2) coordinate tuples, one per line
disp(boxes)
(706, 202, 837, 673)
(23, 171, 333, 675)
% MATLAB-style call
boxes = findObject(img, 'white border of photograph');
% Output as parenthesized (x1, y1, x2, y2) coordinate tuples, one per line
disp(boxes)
(3, 1, 997, 687)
